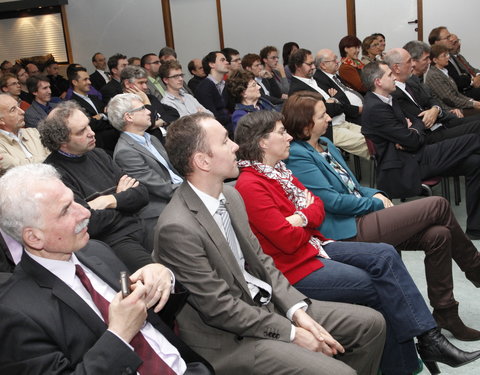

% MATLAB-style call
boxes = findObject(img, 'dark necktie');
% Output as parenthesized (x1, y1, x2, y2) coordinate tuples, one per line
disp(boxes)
(456, 55, 476, 77)
(332, 75, 364, 103)
(404, 83, 423, 110)
(75, 265, 175, 375)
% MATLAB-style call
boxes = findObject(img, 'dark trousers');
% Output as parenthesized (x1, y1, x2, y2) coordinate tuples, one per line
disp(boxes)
(294, 242, 435, 375)
(425, 116, 480, 144)
(352, 196, 480, 310)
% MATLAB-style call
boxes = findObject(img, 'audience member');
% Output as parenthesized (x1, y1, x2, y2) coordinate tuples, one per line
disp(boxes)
(242, 53, 283, 105)
(0, 94, 49, 173)
(24, 75, 60, 128)
(260, 45, 289, 97)
(288, 48, 369, 159)
(101, 53, 128, 105)
(38, 101, 152, 272)
(425, 45, 480, 116)
(0, 163, 213, 374)
(361, 61, 480, 240)
(160, 60, 211, 117)
(187, 58, 206, 94)
(25, 62, 40, 77)
(0, 60, 12, 75)
(361, 35, 381, 65)
(281, 41, 299, 82)
(154, 112, 386, 375)
(141, 53, 166, 100)
(194, 51, 232, 132)
(128, 56, 141, 66)
(0, 73, 30, 110)
(110, 93, 183, 249)
(159, 47, 177, 63)
(314, 49, 363, 124)
(89, 52, 110, 91)
(235, 109, 480, 374)
(226, 70, 277, 128)
(338, 35, 367, 94)
(371, 32, 386, 59)
(44, 59, 68, 98)
(284, 90, 480, 341)
(10, 64, 33, 103)
(69, 66, 119, 154)
(221, 47, 242, 79)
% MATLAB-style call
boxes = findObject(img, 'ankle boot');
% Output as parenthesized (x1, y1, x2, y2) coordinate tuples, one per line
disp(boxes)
(433, 304, 480, 341)
(416, 328, 480, 374)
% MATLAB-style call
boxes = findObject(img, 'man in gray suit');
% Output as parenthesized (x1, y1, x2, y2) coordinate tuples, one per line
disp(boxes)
(24, 75, 60, 128)
(153, 113, 386, 375)
(109, 93, 182, 250)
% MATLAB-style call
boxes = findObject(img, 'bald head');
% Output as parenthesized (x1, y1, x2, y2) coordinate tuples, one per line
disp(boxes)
(315, 49, 339, 74)
(384, 48, 413, 83)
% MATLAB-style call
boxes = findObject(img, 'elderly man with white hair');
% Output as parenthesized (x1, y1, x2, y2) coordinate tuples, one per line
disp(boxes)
(0, 163, 213, 374)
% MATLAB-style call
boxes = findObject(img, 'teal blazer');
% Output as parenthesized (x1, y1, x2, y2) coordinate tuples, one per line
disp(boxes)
(286, 138, 384, 239)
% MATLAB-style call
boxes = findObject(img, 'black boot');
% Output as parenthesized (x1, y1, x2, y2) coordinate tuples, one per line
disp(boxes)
(433, 304, 480, 341)
(417, 328, 480, 374)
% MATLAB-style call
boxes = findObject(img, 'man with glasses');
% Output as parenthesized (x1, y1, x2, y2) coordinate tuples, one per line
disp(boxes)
(0, 94, 49, 173)
(141, 53, 166, 100)
(260, 45, 289, 98)
(0, 73, 30, 110)
(289, 48, 369, 159)
(187, 58, 206, 94)
(159, 60, 212, 118)
(39, 101, 154, 268)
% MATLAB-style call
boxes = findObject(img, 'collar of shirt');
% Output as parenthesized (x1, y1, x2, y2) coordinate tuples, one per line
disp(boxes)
(148, 76, 161, 85)
(373, 92, 393, 106)
(294, 75, 320, 90)
(26, 251, 77, 287)
(440, 67, 449, 77)
(72, 91, 90, 101)
(164, 89, 185, 101)
(0, 128, 20, 142)
(187, 181, 226, 217)
(36, 101, 52, 113)
(124, 130, 150, 146)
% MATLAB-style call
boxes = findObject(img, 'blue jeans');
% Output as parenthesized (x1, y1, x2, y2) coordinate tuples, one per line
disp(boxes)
(294, 241, 436, 375)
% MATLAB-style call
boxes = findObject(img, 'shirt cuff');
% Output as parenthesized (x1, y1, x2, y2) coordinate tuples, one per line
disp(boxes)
(166, 268, 176, 294)
(107, 329, 134, 351)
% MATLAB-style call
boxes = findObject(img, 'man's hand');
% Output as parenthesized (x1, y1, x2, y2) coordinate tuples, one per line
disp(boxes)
(292, 309, 344, 356)
(130, 264, 173, 313)
(108, 281, 148, 343)
(418, 107, 439, 128)
(327, 88, 338, 97)
(92, 114, 103, 120)
(373, 193, 394, 208)
(472, 75, 480, 88)
(116, 175, 139, 193)
(405, 118, 413, 128)
(125, 85, 151, 105)
(88, 194, 117, 209)
(450, 108, 464, 118)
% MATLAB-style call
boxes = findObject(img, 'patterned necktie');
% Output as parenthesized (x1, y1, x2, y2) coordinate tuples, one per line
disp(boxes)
(216, 200, 272, 304)
(456, 55, 476, 77)
(75, 265, 175, 375)
(332, 75, 364, 103)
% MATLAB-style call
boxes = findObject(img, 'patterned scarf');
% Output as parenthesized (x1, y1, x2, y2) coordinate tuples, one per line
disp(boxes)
(341, 57, 365, 70)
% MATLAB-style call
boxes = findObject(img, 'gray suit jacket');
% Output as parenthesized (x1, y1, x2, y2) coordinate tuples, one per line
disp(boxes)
(113, 132, 180, 220)
(153, 183, 308, 374)
(424, 65, 473, 110)
(24, 100, 58, 128)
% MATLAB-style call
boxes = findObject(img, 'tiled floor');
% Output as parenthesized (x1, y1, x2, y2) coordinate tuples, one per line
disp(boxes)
(351, 158, 480, 375)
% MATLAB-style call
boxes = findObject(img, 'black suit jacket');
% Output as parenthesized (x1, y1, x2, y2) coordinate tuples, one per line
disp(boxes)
(261, 77, 284, 105)
(288, 76, 345, 118)
(100, 79, 123, 105)
(194, 78, 231, 127)
(70, 93, 119, 154)
(361, 92, 426, 198)
(447, 58, 472, 93)
(90, 70, 108, 91)
(0, 232, 15, 284)
(0, 240, 212, 374)
(314, 70, 361, 123)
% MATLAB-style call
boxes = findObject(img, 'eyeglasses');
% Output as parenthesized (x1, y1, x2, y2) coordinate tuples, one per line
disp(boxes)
(272, 128, 288, 136)
(322, 59, 338, 64)
(167, 73, 185, 79)
(247, 81, 258, 89)
(7, 81, 20, 87)
(303, 61, 315, 67)
(127, 105, 146, 113)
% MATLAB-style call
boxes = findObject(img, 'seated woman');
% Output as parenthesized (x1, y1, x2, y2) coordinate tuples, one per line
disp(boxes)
(283, 91, 480, 342)
(361, 35, 382, 65)
(234, 109, 480, 375)
(226, 70, 278, 128)
(338, 36, 367, 94)
(282, 41, 299, 83)
(425, 44, 480, 117)
(371, 33, 386, 60)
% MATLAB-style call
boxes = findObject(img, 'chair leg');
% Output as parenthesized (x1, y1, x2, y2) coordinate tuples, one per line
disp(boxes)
(354, 155, 362, 182)
(441, 177, 451, 203)
(454, 176, 461, 206)
(369, 158, 376, 188)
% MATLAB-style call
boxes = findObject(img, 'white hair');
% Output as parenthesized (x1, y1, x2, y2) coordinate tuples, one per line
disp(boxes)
(107, 93, 143, 131)
(0, 164, 60, 242)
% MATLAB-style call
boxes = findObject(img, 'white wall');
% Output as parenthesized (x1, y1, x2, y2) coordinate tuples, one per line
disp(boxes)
(65, 0, 165, 72)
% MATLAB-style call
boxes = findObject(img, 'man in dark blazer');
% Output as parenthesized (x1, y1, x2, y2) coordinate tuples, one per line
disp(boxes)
(154, 113, 386, 375)
(361, 61, 480, 238)
(0, 164, 212, 374)
(89, 52, 109, 91)
(314, 49, 363, 124)
(385, 47, 480, 144)
(69, 66, 119, 154)
(110, 93, 182, 251)
(194, 51, 232, 134)
(0, 230, 16, 283)
(100, 53, 128, 105)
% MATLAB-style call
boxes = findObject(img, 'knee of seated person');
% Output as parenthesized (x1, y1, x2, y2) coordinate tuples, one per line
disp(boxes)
(424, 195, 450, 211)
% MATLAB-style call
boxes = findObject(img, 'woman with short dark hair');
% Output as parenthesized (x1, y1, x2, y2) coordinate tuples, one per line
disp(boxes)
(337, 35, 366, 94)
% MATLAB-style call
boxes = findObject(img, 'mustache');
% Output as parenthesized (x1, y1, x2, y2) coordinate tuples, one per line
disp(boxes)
(74, 218, 89, 234)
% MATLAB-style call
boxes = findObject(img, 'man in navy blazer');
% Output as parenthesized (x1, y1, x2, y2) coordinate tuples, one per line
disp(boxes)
(0, 164, 212, 374)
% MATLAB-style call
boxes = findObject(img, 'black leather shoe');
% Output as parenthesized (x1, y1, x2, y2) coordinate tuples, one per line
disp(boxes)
(417, 328, 480, 374)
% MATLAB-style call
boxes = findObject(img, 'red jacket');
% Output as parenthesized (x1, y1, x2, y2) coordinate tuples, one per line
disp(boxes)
(236, 166, 328, 284)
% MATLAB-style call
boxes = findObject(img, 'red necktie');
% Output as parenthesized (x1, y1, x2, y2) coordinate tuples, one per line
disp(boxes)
(75, 265, 175, 375)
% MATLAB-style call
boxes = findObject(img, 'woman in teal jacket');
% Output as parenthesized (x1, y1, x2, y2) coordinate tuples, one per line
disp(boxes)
(283, 91, 480, 342)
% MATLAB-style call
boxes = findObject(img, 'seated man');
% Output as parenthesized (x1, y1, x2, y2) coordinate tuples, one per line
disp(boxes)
(0, 163, 212, 374)
(38, 101, 152, 271)
(24, 75, 61, 128)
(160, 60, 212, 117)
(109, 93, 183, 250)
(361, 61, 480, 239)
(101, 53, 128, 105)
(289, 48, 369, 159)
(187, 58, 206, 94)
(69, 65, 119, 154)
(0, 94, 49, 173)
(90, 52, 110, 91)
(260, 45, 290, 98)
(43, 59, 69, 99)
(0, 73, 30, 110)
(154, 113, 387, 375)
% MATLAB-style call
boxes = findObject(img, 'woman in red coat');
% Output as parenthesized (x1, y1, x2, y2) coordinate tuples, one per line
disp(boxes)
(234, 109, 479, 375)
